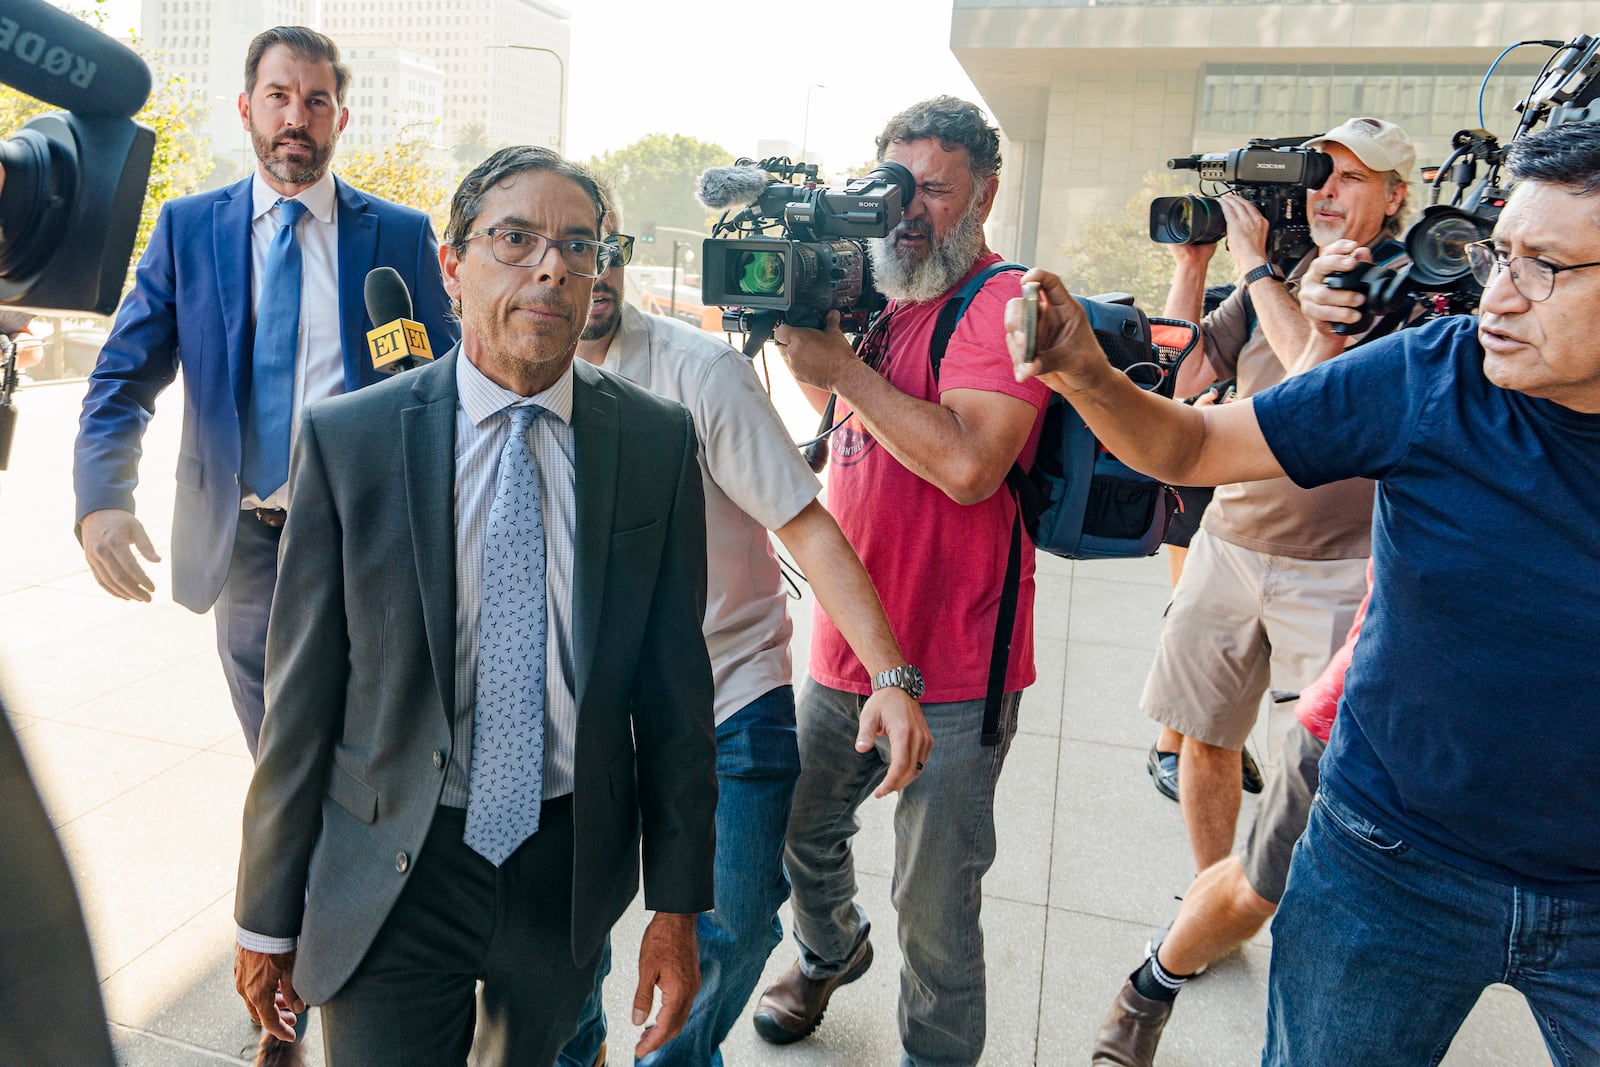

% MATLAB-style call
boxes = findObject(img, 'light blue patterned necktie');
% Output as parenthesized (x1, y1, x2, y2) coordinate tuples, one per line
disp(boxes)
(242, 198, 308, 498)
(464, 404, 548, 866)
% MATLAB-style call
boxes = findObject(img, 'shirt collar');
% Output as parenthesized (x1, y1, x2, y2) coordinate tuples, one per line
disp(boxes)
(456, 349, 575, 428)
(251, 169, 337, 224)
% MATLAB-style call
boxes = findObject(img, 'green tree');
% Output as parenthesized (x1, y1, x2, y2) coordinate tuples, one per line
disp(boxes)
(1057, 171, 1239, 312)
(337, 135, 453, 232)
(584, 134, 733, 264)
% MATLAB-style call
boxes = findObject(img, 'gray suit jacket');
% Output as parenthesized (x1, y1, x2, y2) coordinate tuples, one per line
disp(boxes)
(234, 351, 717, 1004)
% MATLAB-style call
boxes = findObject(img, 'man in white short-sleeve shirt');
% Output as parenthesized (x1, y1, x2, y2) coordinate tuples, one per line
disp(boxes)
(556, 210, 932, 1067)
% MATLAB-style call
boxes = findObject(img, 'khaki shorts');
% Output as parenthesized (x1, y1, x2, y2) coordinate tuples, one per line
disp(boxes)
(1140, 530, 1367, 750)
(1240, 721, 1325, 904)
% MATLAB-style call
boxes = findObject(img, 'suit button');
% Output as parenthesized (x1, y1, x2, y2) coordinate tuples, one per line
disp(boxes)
(395, 852, 410, 873)
(432, 750, 444, 769)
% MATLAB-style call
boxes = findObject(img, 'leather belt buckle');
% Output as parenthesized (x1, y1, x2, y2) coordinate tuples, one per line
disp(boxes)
(253, 507, 288, 528)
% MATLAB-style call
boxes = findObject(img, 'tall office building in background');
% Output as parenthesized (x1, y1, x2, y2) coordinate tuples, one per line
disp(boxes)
(319, 0, 570, 153)
(139, 0, 316, 175)
(137, 0, 569, 172)
(951, 0, 1548, 272)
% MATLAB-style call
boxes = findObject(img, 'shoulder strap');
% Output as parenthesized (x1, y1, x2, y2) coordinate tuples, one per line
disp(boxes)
(929, 261, 1027, 383)
(920, 258, 1027, 746)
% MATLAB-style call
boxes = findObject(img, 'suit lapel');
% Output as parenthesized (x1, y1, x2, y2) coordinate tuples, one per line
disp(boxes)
(335, 178, 380, 392)
(569, 360, 618, 712)
(402, 351, 460, 721)
(213, 178, 254, 417)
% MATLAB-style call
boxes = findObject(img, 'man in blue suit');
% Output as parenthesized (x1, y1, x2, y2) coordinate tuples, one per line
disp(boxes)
(73, 26, 456, 757)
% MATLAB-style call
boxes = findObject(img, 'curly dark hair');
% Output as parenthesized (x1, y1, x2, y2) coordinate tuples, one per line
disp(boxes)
(443, 146, 608, 253)
(875, 96, 1002, 183)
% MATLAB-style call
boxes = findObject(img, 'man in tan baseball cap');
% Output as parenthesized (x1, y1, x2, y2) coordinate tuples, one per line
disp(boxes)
(1099, 116, 1419, 1067)
(1302, 116, 1417, 245)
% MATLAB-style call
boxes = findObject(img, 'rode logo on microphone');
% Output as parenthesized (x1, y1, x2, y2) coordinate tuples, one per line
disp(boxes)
(0, 18, 98, 89)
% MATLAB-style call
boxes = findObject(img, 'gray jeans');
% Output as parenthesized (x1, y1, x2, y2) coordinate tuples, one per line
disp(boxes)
(783, 679, 1021, 1067)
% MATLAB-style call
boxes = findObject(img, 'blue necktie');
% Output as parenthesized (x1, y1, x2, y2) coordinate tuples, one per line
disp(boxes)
(464, 405, 549, 866)
(242, 198, 309, 499)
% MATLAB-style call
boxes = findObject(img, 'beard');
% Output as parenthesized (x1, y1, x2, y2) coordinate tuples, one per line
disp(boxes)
(868, 196, 988, 304)
(251, 122, 338, 187)
(1308, 198, 1348, 249)
(581, 279, 623, 342)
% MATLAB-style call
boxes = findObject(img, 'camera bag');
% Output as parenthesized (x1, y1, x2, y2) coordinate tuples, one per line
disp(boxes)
(929, 263, 1189, 743)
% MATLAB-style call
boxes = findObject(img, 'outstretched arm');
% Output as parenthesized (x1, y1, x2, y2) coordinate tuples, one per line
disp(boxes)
(774, 499, 931, 795)
(1008, 269, 1286, 488)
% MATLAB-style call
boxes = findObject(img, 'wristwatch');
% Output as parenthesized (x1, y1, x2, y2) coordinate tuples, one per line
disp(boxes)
(872, 664, 926, 700)
(1243, 264, 1283, 286)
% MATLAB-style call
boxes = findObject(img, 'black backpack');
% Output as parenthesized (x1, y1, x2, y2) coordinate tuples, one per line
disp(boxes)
(929, 262, 1193, 743)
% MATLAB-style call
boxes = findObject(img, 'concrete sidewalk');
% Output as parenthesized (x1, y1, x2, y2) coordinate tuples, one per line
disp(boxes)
(0, 371, 1546, 1065)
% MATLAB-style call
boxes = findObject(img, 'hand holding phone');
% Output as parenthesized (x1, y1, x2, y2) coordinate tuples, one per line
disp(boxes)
(1021, 281, 1040, 364)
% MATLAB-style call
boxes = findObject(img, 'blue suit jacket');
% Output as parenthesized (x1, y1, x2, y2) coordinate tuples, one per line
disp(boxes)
(73, 175, 458, 612)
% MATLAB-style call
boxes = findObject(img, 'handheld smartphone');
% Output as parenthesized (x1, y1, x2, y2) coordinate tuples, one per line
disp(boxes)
(1021, 281, 1040, 364)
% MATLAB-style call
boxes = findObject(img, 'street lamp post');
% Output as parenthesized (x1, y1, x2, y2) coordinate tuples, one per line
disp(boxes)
(494, 44, 567, 153)
(800, 83, 827, 164)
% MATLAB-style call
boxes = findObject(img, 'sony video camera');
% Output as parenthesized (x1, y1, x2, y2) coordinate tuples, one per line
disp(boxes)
(1149, 139, 1333, 263)
(1324, 32, 1600, 333)
(696, 156, 914, 334)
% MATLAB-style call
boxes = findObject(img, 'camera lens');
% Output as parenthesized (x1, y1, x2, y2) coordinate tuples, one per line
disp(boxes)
(1410, 215, 1484, 283)
(1159, 196, 1225, 245)
(735, 250, 786, 296)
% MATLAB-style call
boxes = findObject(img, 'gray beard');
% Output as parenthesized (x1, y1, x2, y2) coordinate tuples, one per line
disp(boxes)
(868, 203, 988, 304)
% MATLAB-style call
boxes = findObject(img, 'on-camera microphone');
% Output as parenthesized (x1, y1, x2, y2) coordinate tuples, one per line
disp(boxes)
(0, 0, 153, 119)
(364, 267, 434, 375)
(696, 164, 773, 211)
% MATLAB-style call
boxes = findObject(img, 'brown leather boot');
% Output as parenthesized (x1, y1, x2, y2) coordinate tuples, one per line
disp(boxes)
(751, 939, 873, 1045)
(1090, 975, 1173, 1066)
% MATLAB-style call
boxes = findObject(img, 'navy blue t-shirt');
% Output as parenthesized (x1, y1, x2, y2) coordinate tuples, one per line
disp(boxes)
(1254, 315, 1600, 900)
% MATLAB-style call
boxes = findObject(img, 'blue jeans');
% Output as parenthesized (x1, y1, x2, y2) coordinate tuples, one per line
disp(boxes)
(558, 686, 800, 1067)
(784, 680, 1020, 1067)
(1263, 786, 1600, 1067)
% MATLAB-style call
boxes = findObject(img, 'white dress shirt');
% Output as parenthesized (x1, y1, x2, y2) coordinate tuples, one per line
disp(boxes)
(237, 352, 583, 956)
(242, 169, 343, 511)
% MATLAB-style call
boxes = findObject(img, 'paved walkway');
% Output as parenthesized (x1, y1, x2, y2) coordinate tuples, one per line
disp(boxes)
(0, 370, 1545, 1065)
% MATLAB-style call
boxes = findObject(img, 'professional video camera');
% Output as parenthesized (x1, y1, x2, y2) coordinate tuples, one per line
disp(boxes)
(0, 0, 156, 317)
(1149, 139, 1332, 263)
(695, 156, 914, 342)
(0, 0, 157, 469)
(1325, 33, 1600, 333)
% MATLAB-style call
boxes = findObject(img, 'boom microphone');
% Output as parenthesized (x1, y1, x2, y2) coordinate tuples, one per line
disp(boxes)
(364, 267, 434, 375)
(696, 164, 773, 210)
(0, 0, 153, 119)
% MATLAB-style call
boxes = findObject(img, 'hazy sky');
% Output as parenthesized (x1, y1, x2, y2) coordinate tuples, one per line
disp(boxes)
(79, 0, 987, 171)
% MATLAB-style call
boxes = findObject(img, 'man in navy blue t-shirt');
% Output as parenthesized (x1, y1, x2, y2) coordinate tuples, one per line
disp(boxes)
(1011, 120, 1600, 1067)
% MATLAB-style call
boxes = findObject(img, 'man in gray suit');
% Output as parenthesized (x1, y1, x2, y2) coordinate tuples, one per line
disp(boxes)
(231, 146, 717, 1066)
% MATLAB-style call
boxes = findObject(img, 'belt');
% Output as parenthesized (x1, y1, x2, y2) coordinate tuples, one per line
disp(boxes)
(252, 508, 288, 528)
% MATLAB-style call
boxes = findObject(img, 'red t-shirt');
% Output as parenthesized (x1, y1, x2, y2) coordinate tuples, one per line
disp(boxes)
(811, 254, 1051, 702)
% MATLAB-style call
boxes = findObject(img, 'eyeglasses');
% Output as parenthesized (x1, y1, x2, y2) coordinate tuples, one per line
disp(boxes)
(1465, 240, 1600, 303)
(463, 227, 619, 277)
(605, 233, 635, 268)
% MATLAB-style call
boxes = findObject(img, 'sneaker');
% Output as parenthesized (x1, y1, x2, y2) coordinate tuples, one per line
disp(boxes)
(1147, 743, 1264, 800)
(1145, 919, 1206, 976)
(1241, 745, 1264, 794)
(1146, 744, 1179, 802)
